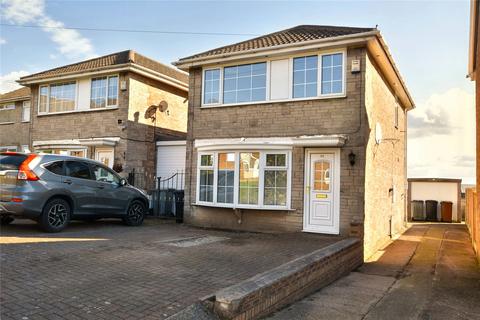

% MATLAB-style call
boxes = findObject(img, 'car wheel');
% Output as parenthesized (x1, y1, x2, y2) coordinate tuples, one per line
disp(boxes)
(40, 198, 71, 233)
(123, 200, 145, 226)
(0, 216, 14, 225)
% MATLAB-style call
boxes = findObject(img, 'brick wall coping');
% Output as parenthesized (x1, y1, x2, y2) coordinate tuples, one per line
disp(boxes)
(213, 237, 362, 319)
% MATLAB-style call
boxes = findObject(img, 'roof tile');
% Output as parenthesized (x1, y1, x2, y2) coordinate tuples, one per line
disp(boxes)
(0, 87, 31, 102)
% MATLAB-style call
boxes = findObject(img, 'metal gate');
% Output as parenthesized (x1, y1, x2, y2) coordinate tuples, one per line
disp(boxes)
(150, 171, 184, 222)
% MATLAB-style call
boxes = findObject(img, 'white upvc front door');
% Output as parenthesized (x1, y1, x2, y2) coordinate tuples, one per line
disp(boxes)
(95, 148, 114, 169)
(303, 148, 340, 234)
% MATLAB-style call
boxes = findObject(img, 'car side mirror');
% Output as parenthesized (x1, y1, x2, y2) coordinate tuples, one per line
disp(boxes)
(119, 178, 127, 187)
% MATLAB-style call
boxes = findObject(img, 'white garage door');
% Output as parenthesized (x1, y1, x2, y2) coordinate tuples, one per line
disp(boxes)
(156, 141, 186, 184)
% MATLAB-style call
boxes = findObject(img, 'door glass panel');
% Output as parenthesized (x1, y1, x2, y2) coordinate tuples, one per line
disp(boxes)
(313, 160, 330, 191)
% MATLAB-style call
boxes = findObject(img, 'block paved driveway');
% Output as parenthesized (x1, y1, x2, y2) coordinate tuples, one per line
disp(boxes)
(0, 219, 338, 320)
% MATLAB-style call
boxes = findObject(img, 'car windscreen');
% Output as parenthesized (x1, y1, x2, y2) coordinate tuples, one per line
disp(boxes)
(0, 154, 27, 171)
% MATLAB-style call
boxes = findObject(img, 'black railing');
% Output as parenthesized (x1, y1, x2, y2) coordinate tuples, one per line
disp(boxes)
(150, 171, 185, 222)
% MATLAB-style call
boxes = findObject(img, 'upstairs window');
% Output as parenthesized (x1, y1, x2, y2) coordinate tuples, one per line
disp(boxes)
(293, 56, 318, 98)
(203, 69, 220, 105)
(223, 63, 266, 104)
(0, 104, 15, 111)
(38, 82, 76, 114)
(91, 75, 118, 109)
(22, 101, 31, 122)
(321, 53, 344, 95)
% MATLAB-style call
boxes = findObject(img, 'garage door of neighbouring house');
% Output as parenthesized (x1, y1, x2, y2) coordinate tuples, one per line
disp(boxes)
(156, 141, 186, 181)
(303, 149, 340, 235)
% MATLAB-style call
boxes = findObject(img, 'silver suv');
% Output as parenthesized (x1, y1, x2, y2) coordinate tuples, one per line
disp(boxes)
(0, 152, 149, 232)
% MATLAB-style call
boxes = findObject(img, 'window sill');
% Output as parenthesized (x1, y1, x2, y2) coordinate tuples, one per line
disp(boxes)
(37, 106, 119, 117)
(0, 122, 14, 125)
(201, 94, 347, 108)
(192, 202, 295, 211)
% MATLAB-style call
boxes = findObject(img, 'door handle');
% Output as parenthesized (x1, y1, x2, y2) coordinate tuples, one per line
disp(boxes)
(63, 179, 72, 185)
(97, 185, 105, 189)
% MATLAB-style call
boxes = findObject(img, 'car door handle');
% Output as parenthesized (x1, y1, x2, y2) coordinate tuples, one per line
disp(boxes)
(97, 185, 105, 189)
(63, 179, 72, 185)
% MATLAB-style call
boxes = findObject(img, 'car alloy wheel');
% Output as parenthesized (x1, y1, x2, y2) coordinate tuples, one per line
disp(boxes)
(47, 203, 68, 228)
(127, 202, 144, 223)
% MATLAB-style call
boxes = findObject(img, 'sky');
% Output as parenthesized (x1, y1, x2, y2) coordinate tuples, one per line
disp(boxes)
(0, 0, 475, 184)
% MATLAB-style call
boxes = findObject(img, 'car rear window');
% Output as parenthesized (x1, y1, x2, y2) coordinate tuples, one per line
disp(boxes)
(45, 161, 64, 175)
(65, 161, 92, 180)
(0, 154, 27, 171)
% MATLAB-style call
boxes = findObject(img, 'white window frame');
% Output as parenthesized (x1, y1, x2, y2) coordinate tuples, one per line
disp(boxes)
(0, 146, 18, 152)
(90, 74, 119, 109)
(37, 81, 78, 115)
(201, 49, 346, 108)
(0, 103, 15, 111)
(22, 101, 31, 122)
(196, 150, 292, 210)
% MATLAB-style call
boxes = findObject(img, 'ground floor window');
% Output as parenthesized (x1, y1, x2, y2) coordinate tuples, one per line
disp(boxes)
(38, 149, 86, 158)
(196, 150, 291, 209)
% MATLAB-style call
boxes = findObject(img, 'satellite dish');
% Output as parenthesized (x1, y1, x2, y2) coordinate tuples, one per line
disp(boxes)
(158, 100, 168, 112)
(375, 123, 383, 144)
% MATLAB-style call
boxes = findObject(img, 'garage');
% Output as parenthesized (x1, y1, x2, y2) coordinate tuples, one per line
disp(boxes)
(156, 140, 186, 186)
(408, 178, 462, 222)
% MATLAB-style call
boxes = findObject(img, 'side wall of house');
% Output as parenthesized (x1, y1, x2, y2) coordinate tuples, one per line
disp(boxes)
(363, 53, 407, 259)
(184, 47, 368, 236)
(0, 100, 31, 150)
(127, 73, 188, 189)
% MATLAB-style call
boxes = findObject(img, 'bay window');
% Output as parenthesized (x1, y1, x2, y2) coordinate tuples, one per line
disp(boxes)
(197, 150, 291, 209)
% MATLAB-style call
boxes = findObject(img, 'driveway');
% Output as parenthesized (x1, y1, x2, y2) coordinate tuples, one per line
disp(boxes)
(269, 223, 480, 320)
(0, 219, 338, 320)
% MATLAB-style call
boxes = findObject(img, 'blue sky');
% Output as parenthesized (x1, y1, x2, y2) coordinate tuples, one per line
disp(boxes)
(0, 0, 476, 183)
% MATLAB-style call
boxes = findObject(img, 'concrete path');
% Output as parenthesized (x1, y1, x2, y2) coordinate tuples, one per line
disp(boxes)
(268, 223, 480, 320)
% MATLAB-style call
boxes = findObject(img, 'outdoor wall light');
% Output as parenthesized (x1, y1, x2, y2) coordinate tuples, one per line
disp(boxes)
(348, 151, 356, 166)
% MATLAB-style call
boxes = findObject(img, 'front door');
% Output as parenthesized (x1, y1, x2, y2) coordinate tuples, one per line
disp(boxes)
(95, 148, 114, 168)
(303, 149, 340, 234)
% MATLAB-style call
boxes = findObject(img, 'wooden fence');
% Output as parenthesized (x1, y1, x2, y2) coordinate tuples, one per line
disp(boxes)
(465, 188, 479, 261)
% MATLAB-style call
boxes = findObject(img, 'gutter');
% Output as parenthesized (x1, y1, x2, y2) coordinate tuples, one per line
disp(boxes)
(468, 0, 478, 80)
(173, 31, 379, 69)
(0, 95, 31, 103)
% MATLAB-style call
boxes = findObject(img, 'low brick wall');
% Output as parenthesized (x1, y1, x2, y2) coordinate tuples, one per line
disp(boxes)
(213, 238, 362, 320)
(465, 188, 479, 261)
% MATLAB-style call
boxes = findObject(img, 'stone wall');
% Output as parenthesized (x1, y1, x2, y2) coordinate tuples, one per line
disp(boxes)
(184, 47, 368, 236)
(363, 53, 407, 259)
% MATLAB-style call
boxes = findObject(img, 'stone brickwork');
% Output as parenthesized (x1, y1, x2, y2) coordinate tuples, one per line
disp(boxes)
(184, 45, 408, 258)
(0, 100, 31, 150)
(212, 238, 362, 320)
(363, 53, 407, 258)
(184, 47, 368, 236)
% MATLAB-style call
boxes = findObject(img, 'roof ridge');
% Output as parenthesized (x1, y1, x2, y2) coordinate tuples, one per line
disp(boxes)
(177, 24, 376, 62)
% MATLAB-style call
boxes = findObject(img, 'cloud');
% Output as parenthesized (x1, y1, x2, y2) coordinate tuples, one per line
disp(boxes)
(0, 70, 29, 94)
(0, 38, 6, 45)
(1, 0, 96, 60)
(408, 87, 475, 184)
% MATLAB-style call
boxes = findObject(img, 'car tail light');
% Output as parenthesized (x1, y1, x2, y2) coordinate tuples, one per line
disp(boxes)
(17, 154, 39, 181)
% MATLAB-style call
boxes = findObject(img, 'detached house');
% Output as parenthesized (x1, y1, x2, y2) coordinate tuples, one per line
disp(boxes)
(16, 50, 189, 189)
(0, 87, 31, 152)
(174, 25, 414, 258)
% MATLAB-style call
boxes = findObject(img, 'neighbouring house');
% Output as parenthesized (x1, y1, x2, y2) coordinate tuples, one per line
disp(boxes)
(0, 87, 31, 152)
(174, 25, 415, 258)
(16, 50, 189, 189)
(467, 0, 480, 259)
